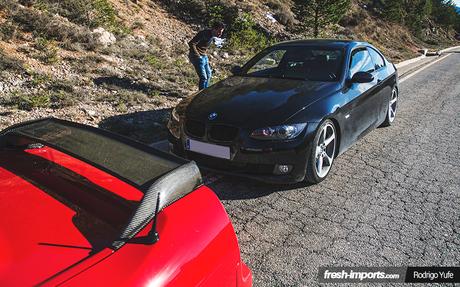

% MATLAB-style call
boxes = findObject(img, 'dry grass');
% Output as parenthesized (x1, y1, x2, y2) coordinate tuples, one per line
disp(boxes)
(0, 48, 23, 72)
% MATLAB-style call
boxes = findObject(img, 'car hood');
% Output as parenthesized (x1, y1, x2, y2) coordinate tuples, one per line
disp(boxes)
(185, 76, 341, 127)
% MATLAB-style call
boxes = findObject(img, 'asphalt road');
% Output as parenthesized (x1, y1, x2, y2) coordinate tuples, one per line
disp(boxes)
(205, 51, 460, 286)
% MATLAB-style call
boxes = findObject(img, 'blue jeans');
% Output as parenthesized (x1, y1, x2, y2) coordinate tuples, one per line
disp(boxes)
(190, 55, 212, 90)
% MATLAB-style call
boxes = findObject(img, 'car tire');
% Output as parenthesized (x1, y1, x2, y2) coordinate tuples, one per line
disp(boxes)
(305, 119, 337, 184)
(381, 87, 398, 127)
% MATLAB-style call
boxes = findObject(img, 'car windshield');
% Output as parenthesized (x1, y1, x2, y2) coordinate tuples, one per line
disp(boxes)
(242, 46, 344, 82)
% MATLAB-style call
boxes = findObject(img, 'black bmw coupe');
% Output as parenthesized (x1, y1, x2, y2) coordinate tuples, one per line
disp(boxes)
(167, 40, 398, 184)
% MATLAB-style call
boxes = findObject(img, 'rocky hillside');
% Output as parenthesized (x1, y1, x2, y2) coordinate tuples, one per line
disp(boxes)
(0, 0, 458, 142)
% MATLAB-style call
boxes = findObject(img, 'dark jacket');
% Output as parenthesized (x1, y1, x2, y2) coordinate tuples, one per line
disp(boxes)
(188, 29, 213, 58)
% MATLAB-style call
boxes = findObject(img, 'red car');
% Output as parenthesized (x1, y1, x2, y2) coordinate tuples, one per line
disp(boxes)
(0, 118, 252, 287)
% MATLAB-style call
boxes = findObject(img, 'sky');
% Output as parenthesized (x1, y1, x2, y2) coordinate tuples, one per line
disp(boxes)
(454, 0, 460, 7)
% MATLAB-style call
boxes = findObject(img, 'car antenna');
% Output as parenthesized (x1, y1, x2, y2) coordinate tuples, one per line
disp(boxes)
(148, 192, 161, 243)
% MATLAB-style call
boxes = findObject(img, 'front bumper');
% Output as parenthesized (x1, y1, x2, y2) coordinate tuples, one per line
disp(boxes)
(168, 122, 317, 184)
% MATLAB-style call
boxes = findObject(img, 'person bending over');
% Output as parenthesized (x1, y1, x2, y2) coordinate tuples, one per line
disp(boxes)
(188, 22, 225, 90)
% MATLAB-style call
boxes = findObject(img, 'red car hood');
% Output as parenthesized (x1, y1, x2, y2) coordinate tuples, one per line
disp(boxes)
(0, 147, 142, 286)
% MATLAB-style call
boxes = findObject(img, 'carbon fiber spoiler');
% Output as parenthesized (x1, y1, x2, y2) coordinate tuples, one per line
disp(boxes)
(112, 162, 202, 249)
(1, 118, 204, 249)
(0, 117, 188, 190)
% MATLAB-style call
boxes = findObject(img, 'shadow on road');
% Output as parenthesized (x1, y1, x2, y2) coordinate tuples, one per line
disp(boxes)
(99, 108, 171, 143)
(207, 174, 312, 200)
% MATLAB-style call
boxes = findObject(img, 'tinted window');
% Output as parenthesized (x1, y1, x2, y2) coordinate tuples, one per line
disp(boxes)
(244, 46, 344, 82)
(350, 49, 374, 76)
(248, 49, 287, 74)
(368, 47, 385, 70)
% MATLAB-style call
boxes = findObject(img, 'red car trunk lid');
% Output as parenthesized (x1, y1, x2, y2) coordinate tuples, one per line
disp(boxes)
(0, 147, 142, 286)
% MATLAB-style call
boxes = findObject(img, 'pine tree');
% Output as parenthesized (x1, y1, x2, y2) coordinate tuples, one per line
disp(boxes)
(381, 0, 458, 33)
(383, 0, 405, 23)
(432, 0, 458, 30)
(422, 0, 433, 16)
(293, 0, 351, 37)
(405, 0, 433, 35)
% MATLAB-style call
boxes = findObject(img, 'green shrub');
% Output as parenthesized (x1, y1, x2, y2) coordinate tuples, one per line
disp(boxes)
(50, 90, 76, 108)
(30, 72, 52, 86)
(92, 0, 116, 26)
(93, 0, 130, 35)
(207, 1, 225, 25)
(33, 37, 60, 64)
(8, 90, 75, 110)
(115, 102, 128, 112)
(33, 0, 52, 12)
(50, 78, 76, 93)
(149, 90, 161, 98)
(173, 57, 187, 67)
(34, 37, 50, 51)
(145, 54, 165, 69)
(205, 0, 238, 27)
(11, 5, 97, 49)
(159, 0, 206, 22)
(30, 0, 128, 36)
(230, 12, 256, 32)
(225, 13, 271, 53)
(9, 92, 51, 110)
(0, 21, 18, 41)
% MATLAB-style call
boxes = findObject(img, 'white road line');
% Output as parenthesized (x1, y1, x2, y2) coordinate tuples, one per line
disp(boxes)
(400, 53, 452, 83)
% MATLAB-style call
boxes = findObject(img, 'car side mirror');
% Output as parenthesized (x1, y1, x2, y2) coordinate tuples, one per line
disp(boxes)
(231, 65, 242, 75)
(350, 71, 374, 83)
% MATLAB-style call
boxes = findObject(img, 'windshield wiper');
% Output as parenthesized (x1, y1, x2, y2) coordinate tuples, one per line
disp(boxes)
(267, 74, 306, 81)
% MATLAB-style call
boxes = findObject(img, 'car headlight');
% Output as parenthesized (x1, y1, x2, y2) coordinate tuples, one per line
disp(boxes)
(250, 123, 307, 140)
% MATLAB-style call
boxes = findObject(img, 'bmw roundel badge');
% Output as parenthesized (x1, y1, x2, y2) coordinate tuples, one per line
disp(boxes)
(208, 112, 218, 121)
